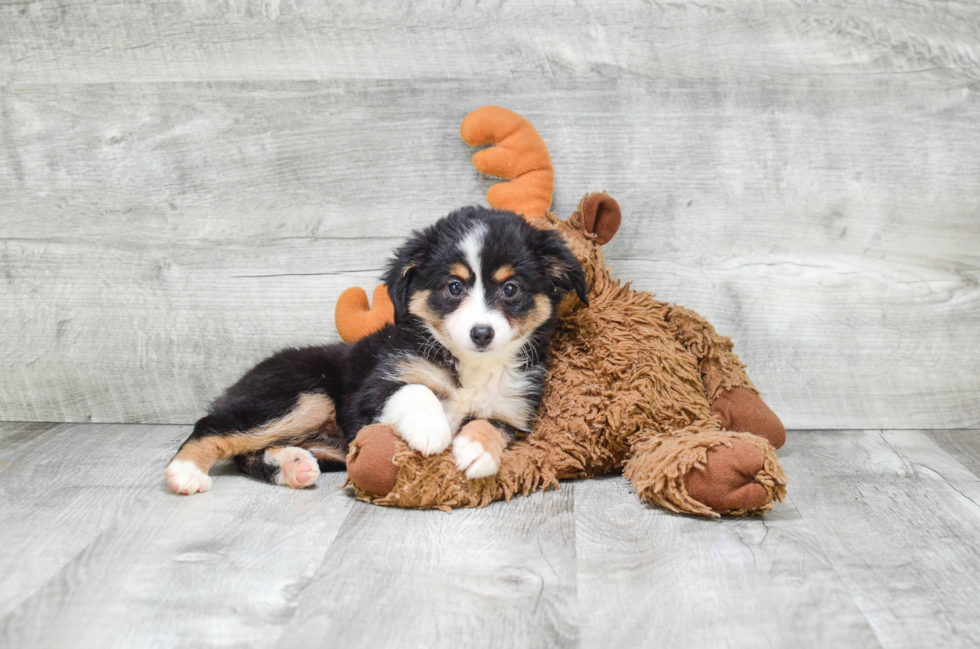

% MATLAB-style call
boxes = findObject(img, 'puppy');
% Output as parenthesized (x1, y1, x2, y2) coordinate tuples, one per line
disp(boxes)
(166, 206, 587, 495)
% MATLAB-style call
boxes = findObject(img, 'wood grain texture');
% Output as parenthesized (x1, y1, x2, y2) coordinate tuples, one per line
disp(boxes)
(784, 430, 980, 648)
(277, 488, 579, 649)
(3, 424, 980, 647)
(2, 0, 979, 83)
(928, 430, 980, 480)
(1, 0, 979, 427)
(0, 422, 183, 616)
(0, 421, 60, 454)
(0, 426, 355, 647)
(574, 475, 879, 648)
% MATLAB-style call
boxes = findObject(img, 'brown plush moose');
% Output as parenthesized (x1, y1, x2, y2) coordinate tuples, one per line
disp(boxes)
(336, 106, 787, 517)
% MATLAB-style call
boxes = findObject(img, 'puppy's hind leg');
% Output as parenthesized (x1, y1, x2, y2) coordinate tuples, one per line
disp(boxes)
(235, 435, 347, 489)
(234, 447, 319, 489)
(167, 392, 337, 495)
(297, 435, 348, 469)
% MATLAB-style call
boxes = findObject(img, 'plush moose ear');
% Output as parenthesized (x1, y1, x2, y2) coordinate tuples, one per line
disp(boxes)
(538, 231, 589, 307)
(381, 236, 425, 324)
(570, 192, 621, 245)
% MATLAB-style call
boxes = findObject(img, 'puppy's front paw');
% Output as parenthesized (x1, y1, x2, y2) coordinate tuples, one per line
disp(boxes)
(398, 408, 452, 456)
(380, 384, 452, 456)
(166, 459, 212, 495)
(452, 435, 500, 479)
(452, 419, 508, 480)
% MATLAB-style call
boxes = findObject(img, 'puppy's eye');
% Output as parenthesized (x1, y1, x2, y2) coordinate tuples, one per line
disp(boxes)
(448, 280, 464, 296)
(502, 281, 519, 298)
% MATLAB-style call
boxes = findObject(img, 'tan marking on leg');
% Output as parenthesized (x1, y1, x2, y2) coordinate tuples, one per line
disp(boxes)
(297, 440, 347, 463)
(451, 419, 510, 479)
(173, 393, 336, 473)
(451, 263, 471, 281)
(460, 419, 509, 458)
(493, 265, 515, 283)
(391, 356, 457, 399)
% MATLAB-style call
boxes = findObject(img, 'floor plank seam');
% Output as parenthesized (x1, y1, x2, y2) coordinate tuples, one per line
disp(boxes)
(782, 493, 887, 649)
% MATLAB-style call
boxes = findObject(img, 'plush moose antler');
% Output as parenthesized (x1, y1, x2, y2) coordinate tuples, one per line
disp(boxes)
(334, 284, 393, 344)
(460, 105, 555, 220)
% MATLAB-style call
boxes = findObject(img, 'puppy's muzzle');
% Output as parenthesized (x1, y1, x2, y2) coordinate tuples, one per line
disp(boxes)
(470, 325, 495, 350)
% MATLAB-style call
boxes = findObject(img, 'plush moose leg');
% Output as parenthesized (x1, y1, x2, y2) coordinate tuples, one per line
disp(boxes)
(623, 423, 786, 517)
(710, 389, 786, 449)
(665, 305, 786, 449)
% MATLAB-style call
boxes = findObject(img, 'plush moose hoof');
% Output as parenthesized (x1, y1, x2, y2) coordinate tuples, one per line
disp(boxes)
(712, 388, 786, 449)
(346, 424, 400, 497)
(684, 439, 769, 513)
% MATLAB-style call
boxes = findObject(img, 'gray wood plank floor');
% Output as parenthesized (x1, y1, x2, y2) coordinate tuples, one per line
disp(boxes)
(2, 423, 980, 648)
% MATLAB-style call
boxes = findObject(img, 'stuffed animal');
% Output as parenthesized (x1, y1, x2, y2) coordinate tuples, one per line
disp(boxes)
(337, 106, 787, 517)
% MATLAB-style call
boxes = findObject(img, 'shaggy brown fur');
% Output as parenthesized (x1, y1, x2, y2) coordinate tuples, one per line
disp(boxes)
(347, 197, 787, 517)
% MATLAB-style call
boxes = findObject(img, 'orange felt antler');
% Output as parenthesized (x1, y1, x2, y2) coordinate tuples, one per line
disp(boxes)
(335, 284, 394, 344)
(460, 106, 554, 220)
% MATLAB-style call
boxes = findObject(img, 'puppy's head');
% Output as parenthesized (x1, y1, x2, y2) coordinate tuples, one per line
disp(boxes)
(383, 207, 588, 357)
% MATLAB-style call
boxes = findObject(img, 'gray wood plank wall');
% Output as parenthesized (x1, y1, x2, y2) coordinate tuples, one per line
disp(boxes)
(1, 0, 978, 427)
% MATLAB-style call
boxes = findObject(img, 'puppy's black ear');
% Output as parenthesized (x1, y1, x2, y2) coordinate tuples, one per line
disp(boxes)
(382, 234, 425, 323)
(538, 231, 589, 307)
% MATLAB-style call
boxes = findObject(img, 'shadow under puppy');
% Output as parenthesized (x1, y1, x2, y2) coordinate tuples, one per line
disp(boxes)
(166, 206, 588, 494)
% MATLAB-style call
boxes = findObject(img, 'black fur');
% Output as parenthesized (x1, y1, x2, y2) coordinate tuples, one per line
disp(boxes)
(174, 207, 587, 485)
(234, 450, 284, 483)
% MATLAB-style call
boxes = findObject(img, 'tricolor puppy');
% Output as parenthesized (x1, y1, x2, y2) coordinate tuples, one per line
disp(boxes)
(166, 206, 587, 495)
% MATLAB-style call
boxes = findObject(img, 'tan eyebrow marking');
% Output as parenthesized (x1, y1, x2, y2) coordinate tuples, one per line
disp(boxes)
(450, 263, 471, 281)
(493, 265, 515, 283)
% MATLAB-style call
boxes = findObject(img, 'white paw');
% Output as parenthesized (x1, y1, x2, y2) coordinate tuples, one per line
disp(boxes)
(270, 447, 320, 489)
(166, 459, 213, 495)
(398, 407, 453, 456)
(452, 434, 500, 480)
(381, 384, 452, 456)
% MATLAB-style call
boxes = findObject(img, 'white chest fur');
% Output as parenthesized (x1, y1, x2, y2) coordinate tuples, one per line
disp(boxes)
(443, 357, 538, 433)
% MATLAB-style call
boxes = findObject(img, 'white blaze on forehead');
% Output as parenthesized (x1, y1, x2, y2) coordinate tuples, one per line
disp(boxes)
(447, 222, 513, 354)
(459, 223, 487, 284)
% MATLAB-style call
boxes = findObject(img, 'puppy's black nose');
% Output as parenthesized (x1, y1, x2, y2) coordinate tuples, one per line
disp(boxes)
(470, 325, 494, 348)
